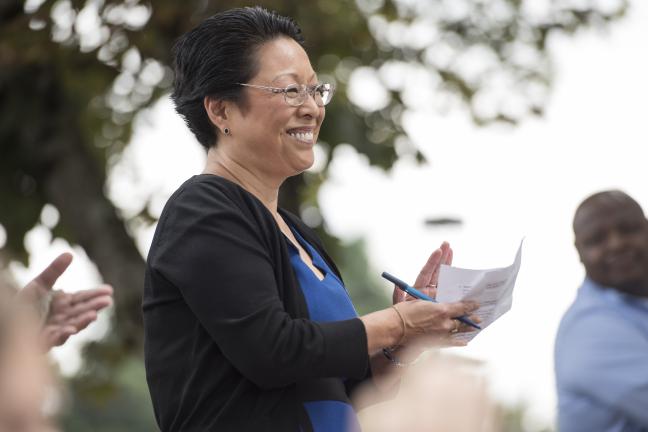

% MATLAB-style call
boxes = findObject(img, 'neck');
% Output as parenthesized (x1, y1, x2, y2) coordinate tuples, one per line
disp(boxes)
(203, 146, 282, 215)
(589, 275, 648, 299)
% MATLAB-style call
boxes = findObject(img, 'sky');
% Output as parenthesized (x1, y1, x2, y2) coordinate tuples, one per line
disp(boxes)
(9, 1, 647, 428)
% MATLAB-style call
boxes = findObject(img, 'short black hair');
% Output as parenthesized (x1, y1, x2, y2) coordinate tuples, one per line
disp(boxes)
(573, 190, 644, 233)
(171, 7, 305, 149)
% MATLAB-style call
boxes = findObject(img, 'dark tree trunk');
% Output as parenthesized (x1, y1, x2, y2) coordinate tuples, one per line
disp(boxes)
(43, 129, 145, 352)
(2, 63, 145, 355)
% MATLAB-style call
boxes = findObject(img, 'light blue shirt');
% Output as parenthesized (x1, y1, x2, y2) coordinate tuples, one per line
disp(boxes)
(555, 278, 648, 432)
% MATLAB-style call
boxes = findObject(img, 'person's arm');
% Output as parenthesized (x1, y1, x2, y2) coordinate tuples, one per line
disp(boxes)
(18, 253, 113, 349)
(366, 243, 473, 394)
(558, 311, 648, 426)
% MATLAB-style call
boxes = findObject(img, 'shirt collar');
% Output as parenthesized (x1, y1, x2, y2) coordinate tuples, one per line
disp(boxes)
(583, 277, 648, 311)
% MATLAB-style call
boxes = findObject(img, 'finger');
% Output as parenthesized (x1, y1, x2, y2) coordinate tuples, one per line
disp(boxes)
(42, 325, 76, 349)
(413, 248, 442, 289)
(392, 285, 407, 304)
(49, 290, 71, 307)
(67, 295, 113, 318)
(47, 293, 111, 327)
(439, 241, 450, 260)
(71, 285, 113, 303)
(442, 301, 479, 318)
(30, 253, 73, 290)
(70, 310, 99, 332)
(56, 326, 77, 346)
(429, 242, 451, 286)
(41, 326, 59, 349)
(468, 314, 482, 324)
(458, 324, 480, 334)
(46, 292, 73, 324)
(446, 337, 468, 347)
(445, 247, 453, 266)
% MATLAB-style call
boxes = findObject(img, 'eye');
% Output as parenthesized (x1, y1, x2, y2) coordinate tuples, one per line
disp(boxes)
(314, 84, 326, 97)
(284, 85, 300, 98)
(583, 231, 605, 247)
(618, 221, 642, 235)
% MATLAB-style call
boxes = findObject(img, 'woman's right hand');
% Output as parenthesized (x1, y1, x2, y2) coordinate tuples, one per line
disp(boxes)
(390, 299, 479, 348)
(360, 299, 479, 354)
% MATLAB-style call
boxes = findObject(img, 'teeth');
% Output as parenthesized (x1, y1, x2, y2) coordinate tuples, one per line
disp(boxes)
(288, 131, 314, 142)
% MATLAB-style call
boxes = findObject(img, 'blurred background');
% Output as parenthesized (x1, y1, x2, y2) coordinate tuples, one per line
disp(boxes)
(1, 0, 645, 430)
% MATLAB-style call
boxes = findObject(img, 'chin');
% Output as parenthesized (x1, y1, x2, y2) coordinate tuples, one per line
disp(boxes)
(290, 163, 314, 177)
(293, 152, 315, 174)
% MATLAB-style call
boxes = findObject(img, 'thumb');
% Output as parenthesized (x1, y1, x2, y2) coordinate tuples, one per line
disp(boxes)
(443, 301, 479, 318)
(31, 253, 73, 291)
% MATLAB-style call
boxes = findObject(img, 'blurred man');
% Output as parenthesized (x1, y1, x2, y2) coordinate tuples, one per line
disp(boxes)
(555, 190, 648, 432)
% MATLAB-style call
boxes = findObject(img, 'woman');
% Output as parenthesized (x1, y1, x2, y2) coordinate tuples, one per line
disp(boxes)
(143, 7, 479, 432)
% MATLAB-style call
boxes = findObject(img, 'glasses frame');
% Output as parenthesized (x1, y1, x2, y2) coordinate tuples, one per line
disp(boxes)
(237, 82, 335, 107)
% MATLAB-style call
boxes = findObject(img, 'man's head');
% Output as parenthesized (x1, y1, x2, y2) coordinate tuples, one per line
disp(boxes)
(573, 190, 648, 297)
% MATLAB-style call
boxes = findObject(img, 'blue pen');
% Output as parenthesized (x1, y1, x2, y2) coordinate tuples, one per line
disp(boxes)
(381, 271, 481, 330)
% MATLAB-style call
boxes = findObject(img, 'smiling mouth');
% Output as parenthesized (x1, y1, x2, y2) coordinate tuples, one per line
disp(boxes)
(606, 250, 641, 270)
(287, 129, 315, 144)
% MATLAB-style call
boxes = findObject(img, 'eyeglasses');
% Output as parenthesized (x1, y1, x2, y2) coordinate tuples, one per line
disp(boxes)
(238, 82, 335, 107)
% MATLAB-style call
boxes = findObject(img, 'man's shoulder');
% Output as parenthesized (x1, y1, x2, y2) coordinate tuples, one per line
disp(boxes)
(556, 283, 625, 350)
(559, 283, 608, 324)
(555, 281, 644, 365)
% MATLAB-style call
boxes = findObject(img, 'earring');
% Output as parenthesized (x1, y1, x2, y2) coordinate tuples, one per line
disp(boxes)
(223, 127, 230, 135)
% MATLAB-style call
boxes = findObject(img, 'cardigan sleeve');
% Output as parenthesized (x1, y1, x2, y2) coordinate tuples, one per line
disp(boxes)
(148, 179, 369, 389)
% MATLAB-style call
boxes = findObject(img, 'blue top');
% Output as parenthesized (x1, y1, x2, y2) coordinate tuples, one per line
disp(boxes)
(285, 227, 361, 432)
(555, 278, 648, 432)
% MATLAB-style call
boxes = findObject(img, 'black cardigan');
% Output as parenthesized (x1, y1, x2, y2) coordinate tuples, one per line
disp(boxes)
(143, 175, 370, 431)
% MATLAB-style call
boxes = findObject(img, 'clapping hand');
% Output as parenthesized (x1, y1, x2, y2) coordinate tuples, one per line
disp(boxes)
(390, 242, 479, 350)
(19, 253, 113, 350)
(392, 241, 453, 304)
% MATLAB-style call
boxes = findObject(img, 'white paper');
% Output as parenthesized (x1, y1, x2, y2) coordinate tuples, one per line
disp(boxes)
(436, 241, 523, 342)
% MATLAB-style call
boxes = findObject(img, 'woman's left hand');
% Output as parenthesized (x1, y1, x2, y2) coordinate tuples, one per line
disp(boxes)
(392, 241, 453, 305)
(388, 242, 456, 357)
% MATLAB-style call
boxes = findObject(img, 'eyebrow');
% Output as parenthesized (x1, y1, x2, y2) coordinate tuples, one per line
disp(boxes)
(271, 72, 317, 83)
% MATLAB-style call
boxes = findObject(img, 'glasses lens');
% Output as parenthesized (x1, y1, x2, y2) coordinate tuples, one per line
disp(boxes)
(282, 83, 335, 107)
(315, 83, 334, 106)
(283, 85, 304, 106)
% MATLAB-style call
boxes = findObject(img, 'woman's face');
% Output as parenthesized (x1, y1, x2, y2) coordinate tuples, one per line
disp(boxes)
(226, 37, 325, 180)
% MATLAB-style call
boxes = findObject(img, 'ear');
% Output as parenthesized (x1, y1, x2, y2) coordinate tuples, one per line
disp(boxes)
(574, 239, 585, 264)
(203, 96, 231, 133)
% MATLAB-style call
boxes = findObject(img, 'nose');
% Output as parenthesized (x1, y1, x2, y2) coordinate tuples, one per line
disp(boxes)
(297, 91, 321, 118)
(605, 229, 626, 251)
